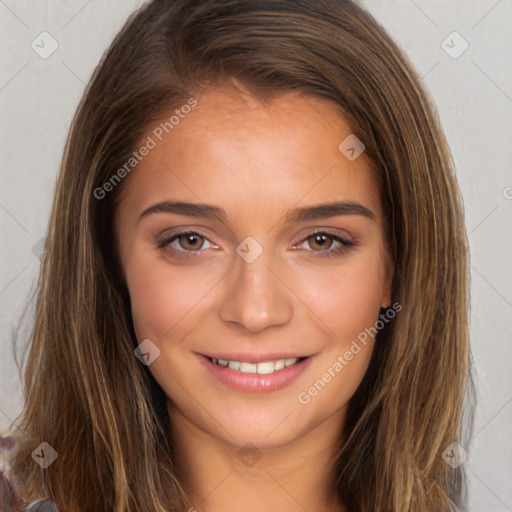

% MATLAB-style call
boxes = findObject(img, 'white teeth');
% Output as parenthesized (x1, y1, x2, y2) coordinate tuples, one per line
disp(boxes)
(211, 357, 301, 374)
(228, 360, 241, 370)
(274, 359, 285, 371)
(256, 361, 276, 374)
(240, 362, 257, 373)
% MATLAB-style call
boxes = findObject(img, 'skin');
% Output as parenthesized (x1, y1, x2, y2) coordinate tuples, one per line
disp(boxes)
(115, 82, 393, 512)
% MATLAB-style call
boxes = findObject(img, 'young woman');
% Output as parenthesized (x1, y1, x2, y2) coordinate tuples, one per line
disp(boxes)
(2, 1, 474, 511)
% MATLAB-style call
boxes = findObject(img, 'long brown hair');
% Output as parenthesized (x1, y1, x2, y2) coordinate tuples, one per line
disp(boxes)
(7, 1, 474, 510)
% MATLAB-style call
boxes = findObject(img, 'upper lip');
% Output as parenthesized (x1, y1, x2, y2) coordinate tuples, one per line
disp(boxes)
(199, 352, 312, 363)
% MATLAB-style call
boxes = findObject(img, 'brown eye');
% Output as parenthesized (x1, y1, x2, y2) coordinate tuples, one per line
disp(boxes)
(307, 233, 335, 251)
(156, 230, 215, 259)
(295, 231, 355, 259)
(177, 233, 205, 251)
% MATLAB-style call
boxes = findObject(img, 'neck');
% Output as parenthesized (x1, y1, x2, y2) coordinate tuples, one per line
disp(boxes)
(167, 400, 348, 512)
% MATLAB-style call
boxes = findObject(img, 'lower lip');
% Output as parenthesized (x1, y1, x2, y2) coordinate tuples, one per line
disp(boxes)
(197, 354, 313, 393)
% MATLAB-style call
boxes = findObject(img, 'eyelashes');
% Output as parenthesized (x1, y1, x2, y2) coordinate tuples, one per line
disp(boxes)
(156, 230, 215, 257)
(297, 230, 355, 258)
(155, 229, 356, 260)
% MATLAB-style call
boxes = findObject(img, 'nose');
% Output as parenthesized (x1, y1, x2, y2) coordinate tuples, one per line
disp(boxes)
(219, 243, 293, 333)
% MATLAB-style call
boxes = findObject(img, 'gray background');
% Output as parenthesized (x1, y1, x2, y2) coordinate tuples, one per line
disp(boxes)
(1, 1, 511, 510)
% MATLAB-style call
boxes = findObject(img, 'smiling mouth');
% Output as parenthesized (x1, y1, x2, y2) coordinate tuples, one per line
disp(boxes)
(207, 356, 309, 375)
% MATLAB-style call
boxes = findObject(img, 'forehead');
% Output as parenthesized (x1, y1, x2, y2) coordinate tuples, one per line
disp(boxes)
(116, 85, 381, 223)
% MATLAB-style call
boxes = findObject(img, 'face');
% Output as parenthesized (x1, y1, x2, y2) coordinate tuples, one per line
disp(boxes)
(115, 84, 393, 450)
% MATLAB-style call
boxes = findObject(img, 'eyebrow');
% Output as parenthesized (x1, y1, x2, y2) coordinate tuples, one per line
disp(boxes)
(139, 200, 376, 223)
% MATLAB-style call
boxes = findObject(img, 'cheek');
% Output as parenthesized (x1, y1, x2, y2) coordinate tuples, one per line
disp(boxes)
(292, 252, 386, 342)
(125, 255, 218, 341)
(293, 256, 385, 414)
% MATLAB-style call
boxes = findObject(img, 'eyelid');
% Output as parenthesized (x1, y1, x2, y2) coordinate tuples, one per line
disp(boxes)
(292, 230, 355, 259)
(156, 226, 356, 260)
(155, 227, 354, 246)
(155, 228, 216, 251)
(293, 227, 355, 246)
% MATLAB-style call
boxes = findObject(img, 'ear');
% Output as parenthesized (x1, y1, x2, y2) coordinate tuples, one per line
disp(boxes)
(380, 259, 394, 308)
